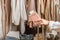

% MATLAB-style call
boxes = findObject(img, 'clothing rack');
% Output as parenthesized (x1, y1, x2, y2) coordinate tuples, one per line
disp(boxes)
(37, 0, 45, 40)
(1, 0, 11, 39)
(1, 0, 60, 40)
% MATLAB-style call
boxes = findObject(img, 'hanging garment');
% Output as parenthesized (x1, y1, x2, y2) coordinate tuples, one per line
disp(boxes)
(27, 0, 36, 11)
(54, 0, 59, 5)
(1, 0, 11, 38)
(11, 0, 20, 25)
(5, 0, 11, 34)
(0, 5, 3, 38)
(51, 0, 54, 20)
(11, 0, 16, 24)
(11, 0, 27, 25)
(40, 0, 44, 14)
(44, 0, 51, 20)
(37, 0, 40, 15)
(11, 0, 27, 34)
(1, 0, 6, 38)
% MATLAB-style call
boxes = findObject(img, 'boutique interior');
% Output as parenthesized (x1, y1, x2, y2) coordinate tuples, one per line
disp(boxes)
(0, 0, 60, 40)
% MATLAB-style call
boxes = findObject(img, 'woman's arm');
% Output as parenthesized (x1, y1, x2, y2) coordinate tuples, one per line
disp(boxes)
(41, 19, 60, 29)
(49, 21, 60, 29)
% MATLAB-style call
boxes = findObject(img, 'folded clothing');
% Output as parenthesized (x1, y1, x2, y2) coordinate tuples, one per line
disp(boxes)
(5, 36, 19, 40)
(6, 31, 19, 39)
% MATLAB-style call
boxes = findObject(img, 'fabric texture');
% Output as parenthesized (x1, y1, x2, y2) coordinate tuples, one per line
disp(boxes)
(11, 0, 27, 34)
(11, 0, 27, 25)
(0, 5, 3, 39)
(6, 31, 33, 40)
(49, 21, 60, 29)
(7, 31, 19, 39)
(20, 34, 33, 40)
(5, 36, 19, 40)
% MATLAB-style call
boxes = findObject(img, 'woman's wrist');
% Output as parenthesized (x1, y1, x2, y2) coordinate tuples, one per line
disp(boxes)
(46, 21, 49, 26)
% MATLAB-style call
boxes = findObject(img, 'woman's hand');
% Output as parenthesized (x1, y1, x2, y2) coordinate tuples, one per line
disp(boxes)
(28, 11, 41, 27)
(28, 11, 49, 28)
(41, 19, 49, 25)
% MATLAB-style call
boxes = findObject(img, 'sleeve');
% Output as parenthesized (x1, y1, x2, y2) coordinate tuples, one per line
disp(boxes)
(49, 21, 60, 29)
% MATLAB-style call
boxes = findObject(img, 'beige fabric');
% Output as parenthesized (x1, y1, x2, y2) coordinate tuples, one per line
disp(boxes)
(7, 31, 19, 39)
(0, 5, 3, 38)
(11, 0, 27, 34)
(11, 0, 27, 25)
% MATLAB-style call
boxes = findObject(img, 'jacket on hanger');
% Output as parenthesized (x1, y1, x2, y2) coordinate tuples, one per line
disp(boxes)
(11, 0, 27, 34)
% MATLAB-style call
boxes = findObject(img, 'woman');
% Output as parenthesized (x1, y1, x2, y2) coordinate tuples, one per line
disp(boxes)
(29, 11, 60, 29)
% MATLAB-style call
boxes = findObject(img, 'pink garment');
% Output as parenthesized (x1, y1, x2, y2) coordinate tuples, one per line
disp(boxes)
(28, 0, 36, 11)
